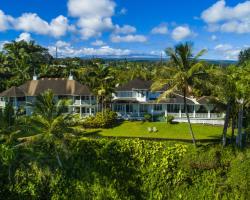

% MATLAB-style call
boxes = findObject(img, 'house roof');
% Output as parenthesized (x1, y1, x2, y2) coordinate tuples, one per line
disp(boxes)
(116, 78, 169, 92)
(150, 93, 197, 105)
(0, 86, 25, 97)
(0, 78, 92, 97)
(116, 78, 152, 91)
(197, 96, 215, 105)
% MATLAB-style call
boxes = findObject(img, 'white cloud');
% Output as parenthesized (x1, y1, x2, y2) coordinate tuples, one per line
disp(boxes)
(214, 43, 241, 60)
(0, 10, 13, 31)
(16, 32, 32, 42)
(114, 25, 136, 34)
(48, 41, 132, 57)
(0, 40, 9, 51)
(211, 35, 217, 41)
(55, 40, 71, 48)
(214, 44, 232, 51)
(49, 15, 70, 37)
(201, 0, 250, 34)
(0, 10, 71, 37)
(68, 0, 116, 39)
(13, 13, 70, 37)
(110, 34, 147, 43)
(171, 26, 193, 41)
(91, 40, 106, 46)
(13, 13, 50, 35)
(151, 24, 168, 34)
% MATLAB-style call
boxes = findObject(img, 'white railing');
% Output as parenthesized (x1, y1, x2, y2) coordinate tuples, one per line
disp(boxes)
(195, 113, 209, 118)
(74, 100, 96, 106)
(116, 112, 224, 120)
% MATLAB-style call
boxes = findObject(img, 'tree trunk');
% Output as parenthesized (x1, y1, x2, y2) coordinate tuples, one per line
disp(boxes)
(231, 116, 235, 143)
(55, 147, 63, 168)
(238, 105, 244, 148)
(183, 90, 196, 145)
(222, 102, 231, 146)
(8, 164, 11, 182)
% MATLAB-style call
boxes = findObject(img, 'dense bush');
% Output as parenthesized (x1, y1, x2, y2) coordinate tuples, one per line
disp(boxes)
(144, 113, 152, 122)
(0, 139, 250, 199)
(83, 109, 117, 128)
(166, 115, 175, 124)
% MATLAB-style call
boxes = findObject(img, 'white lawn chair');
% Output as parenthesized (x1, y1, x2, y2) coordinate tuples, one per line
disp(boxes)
(152, 127, 158, 133)
(147, 127, 152, 132)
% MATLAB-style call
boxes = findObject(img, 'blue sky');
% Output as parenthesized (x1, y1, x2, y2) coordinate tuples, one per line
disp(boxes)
(0, 0, 249, 60)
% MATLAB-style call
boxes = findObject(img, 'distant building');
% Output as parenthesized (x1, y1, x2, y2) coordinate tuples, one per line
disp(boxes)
(0, 77, 224, 124)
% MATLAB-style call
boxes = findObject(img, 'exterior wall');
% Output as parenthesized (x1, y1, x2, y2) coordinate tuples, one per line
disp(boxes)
(0, 87, 225, 124)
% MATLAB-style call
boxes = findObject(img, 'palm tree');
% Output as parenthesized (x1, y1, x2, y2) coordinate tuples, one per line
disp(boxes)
(152, 42, 207, 145)
(83, 64, 116, 113)
(18, 90, 76, 168)
(209, 66, 239, 146)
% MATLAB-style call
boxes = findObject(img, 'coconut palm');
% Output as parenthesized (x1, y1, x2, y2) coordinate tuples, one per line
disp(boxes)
(83, 64, 116, 113)
(18, 90, 76, 167)
(208, 65, 243, 146)
(152, 42, 207, 145)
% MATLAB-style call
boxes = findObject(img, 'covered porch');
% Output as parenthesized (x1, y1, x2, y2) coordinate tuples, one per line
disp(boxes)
(112, 102, 224, 121)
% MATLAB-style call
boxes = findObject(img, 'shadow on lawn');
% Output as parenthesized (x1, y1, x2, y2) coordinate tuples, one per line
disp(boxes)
(83, 130, 103, 138)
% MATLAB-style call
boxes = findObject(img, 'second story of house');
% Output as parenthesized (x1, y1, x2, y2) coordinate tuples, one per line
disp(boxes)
(113, 78, 167, 102)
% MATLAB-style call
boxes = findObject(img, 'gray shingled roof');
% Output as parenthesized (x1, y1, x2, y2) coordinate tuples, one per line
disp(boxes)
(0, 78, 92, 97)
(116, 78, 152, 91)
(0, 86, 25, 97)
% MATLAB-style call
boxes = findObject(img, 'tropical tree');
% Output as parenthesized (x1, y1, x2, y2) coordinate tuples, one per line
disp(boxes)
(18, 90, 76, 167)
(2, 40, 52, 87)
(0, 103, 24, 145)
(83, 64, 116, 113)
(239, 48, 250, 65)
(152, 42, 207, 145)
(208, 66, 239, 146)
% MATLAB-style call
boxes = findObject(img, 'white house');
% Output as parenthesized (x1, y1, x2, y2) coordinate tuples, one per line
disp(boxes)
(0, 77, 224, 124)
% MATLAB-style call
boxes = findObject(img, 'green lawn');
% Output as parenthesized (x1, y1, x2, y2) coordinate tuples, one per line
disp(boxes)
(84, 121, 224, 141)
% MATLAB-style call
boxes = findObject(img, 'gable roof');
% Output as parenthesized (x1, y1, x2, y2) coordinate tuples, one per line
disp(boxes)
(0, 86, 25, 97)
(0, 78, 92, 97)
(116, 78, 152, 91)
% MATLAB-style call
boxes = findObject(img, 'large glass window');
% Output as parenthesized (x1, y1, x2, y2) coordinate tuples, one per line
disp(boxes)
(154, 104, 162, 111)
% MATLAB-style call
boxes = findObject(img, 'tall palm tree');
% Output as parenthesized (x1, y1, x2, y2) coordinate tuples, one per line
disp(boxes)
(208, 66, 238, 146)
(152, 42, 207, 145)
(83, 64, 116, 113)
(18, 90, 76, 167)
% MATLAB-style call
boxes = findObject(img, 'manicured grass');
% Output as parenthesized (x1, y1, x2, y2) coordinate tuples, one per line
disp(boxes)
(84, 121, 224, 140)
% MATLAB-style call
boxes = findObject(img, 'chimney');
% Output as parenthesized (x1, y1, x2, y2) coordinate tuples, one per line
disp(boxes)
(33, 68, 38, 80)
(68, 70, 73, 80)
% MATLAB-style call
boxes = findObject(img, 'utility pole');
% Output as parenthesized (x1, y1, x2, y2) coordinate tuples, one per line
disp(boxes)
(160, 52, 163, 66)
(55, 46, 58, 59)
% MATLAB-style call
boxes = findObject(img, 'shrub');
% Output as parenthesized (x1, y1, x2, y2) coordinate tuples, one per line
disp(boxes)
(144, 113, 152, 122)
(83, 109, 117, 128)
(166, 115, 175, 124)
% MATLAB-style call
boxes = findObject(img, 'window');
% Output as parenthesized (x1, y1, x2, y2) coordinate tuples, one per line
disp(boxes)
(17, 97, 25, 101)
(153, 104, 162, 111)
(140, 104, 148, 112)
